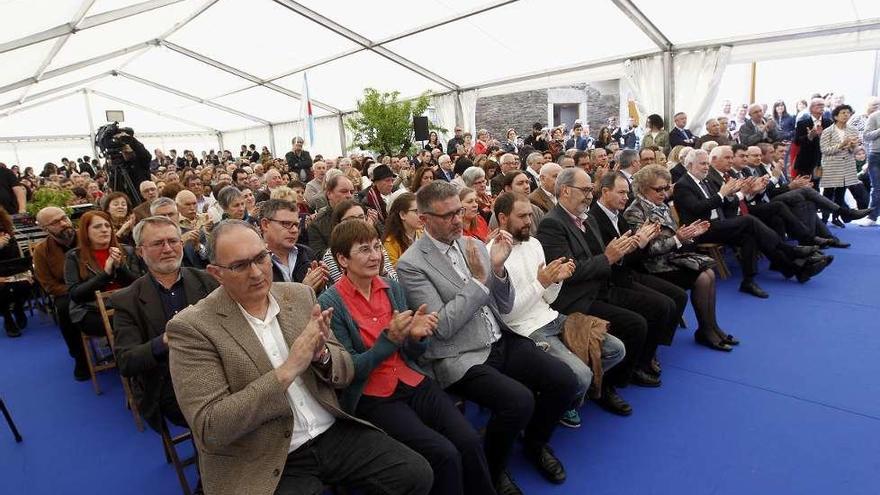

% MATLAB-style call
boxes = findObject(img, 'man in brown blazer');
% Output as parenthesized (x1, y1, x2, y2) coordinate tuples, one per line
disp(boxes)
(167, 220, 431, 495)
(529, 162, 560, 214)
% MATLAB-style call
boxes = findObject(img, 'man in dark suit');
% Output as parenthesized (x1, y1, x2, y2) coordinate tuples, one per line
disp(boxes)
(793, 98, 832, 179)
(435, 154, 456, 182)
(738, 104, 780, 146)
(112, 216, 218, 432)
(490, 153, 520, 196)
(591, 173, 688, 363)
(259, 199, 328, 294)
(132, 181, 159, 223)
(536, 168, 663, 391)
(674, 148, 830, 298)
(398, 181, 578, 493)
(285, 137, 313, 181)
(446, 126, 465, 155)
(669, 112, 697, 148)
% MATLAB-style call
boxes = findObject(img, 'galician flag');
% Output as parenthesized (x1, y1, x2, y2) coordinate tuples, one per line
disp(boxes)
(301, 72, 316, 147)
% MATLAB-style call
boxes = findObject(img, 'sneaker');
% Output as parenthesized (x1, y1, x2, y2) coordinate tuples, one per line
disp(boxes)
(559, 409, 581, 428)
(853, 217, 877, 227)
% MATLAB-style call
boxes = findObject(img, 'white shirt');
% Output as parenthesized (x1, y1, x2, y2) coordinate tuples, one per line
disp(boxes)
(489, 237, 560, 337)
(426, 232, 503, 343)
(687, 171, 719, 220)
(237, 294, 335, 452)
(270, 246, 299, 283)
(595, 201, 621, 235)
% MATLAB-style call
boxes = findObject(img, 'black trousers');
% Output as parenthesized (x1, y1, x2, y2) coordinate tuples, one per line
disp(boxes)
(749, 200, 812, 243)
(274, 420, 433, 495)
(632, 273, 688, 348)
(699, 215, 792, 280)
(52, 296, 84, 366)
(823, 184, 870, 215)
(447, 334, 578, 480)
(357, 379, 494, 495)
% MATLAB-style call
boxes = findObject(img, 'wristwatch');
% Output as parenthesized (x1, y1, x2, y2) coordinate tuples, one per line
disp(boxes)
(318, 345, 331, 366)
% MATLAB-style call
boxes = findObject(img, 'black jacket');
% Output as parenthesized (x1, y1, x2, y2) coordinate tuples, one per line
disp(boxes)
(793, 114, 832, 176)
(63, 245, 142, 323)
(111, 268, 218, 431)
(270, 244, 315, 283)
(672, 172, 731, 225)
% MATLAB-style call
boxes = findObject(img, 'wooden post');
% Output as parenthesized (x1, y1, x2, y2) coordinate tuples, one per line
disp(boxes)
(749, 61, 757, 104)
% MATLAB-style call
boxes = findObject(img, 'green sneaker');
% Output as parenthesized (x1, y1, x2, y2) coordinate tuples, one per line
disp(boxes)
(559, 409, 581, 428)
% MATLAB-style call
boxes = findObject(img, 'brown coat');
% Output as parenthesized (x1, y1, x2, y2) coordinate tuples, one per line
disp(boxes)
(529, 187, 555, 213)
(167, 282, 360, 495)
(32, 236, 70, 297)
(561, 312, 609, 395)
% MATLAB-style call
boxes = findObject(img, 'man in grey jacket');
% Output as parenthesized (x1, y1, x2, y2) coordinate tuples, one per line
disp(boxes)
(397, 181, 578, 495)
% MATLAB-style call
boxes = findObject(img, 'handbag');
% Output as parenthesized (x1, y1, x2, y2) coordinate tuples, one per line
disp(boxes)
(667, 252, 716, 272)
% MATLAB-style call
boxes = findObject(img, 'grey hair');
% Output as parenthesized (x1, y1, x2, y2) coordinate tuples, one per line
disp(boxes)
(461, 166, 485, 187)
(217, 185, 243, 210)
(206, 220, 259, 264)
(416, 180, 459, 214)
(700, 141, 718, 152)
(325, 168, 343, 182)
(632, 164, 672, 196)
(685, 149, 709, 169)
(554, 167, 582, 197)
(499, 153, 517, 165)
(292, 136, 305, 145)
(540, 162, 561, 177)
(618, 149, 639, 170)
(526, 152, 543, 168)
(257, 199, 297, 222)
(132, 216, 181, 247)
(149, 197, 176, 215)
(708, 145, 731, 162)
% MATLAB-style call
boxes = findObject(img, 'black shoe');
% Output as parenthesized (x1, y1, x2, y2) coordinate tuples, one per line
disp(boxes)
(695, 330, 733, 352)
(13, 307, 27, 329)
(791, 245, 820, 258)
(839, 207, 872, 222)
(525, 444, 566, 484)
(827, 238, 850, 248)
(597, 385, 633, 416)
(4, 318, 22, 338)
(631, 368, 662, 387)
(831, 217, 845, 228)
(495, 470, 524, 495)
(649, 357, 662, 376)
(720, 331, 740, 346)
(739, 280, 769, 298)
(813, 237, 835, 248)
(74, 363, 90, 382)
(796, 257, 829, 283)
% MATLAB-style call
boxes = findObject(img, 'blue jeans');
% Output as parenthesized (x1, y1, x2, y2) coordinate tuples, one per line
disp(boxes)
(868, 152, 880, 220)
(531, 314, 626, 402)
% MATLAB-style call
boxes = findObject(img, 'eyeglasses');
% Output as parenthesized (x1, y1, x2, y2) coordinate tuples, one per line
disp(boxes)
(43, 216, 71, 228)
(568, 185, 594, 195)
(342, 213, 367, 222)
(213, 250, 270, 273)
(144, 238, 183, 250)
(424, 208, 465, 221)
(650, 185, 671, 192)
(266, 218, 299, 230)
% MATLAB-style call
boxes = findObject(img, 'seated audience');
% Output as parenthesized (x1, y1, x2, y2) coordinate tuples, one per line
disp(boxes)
(319, 219, 494, 495)
(530, 163, 561, 213)
(320, 200, 396, 284)
(167, 220, 431, 495)
(358, 164, 394, 223)
(382, 192, 423, 267)
(624, 165, 739, 351)
(308, 175, 355, 254)
(132, 181, 159, 222)
(488, 171, 545, 235)
(0, 207, 31, 338)
(398, 181, 579, 494)
(63, 211, 141, 339)
(217, 185, 249, 222)
(258, 199, 327, 292)
(112, 216, 218, 432)
(460, 166, 493, 220)
(460, 187, 489, 242)
(102, 191, 136, 244)
(149, 197, 208, 269)
(491, 192, 628, 421)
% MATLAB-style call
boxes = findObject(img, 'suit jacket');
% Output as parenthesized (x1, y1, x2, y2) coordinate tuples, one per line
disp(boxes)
(270, 243, 315, 283)
(32, 236, 72, 297)
(793, 114, 832, 176)
(167, 283, 358, 495)
(672, 172, 729, 225)
(111, 268, 218, 431)
(706, 167, 740, 218)
(588, 202, 643, 281)
(738, 119, 779, 146)
(755, 163, 792, 199)
(669, 127, 696, 148)
(535, 204, 611, 315)
(529, 187, 555, 213)
(396, 234, 515, 388)
(669, 162, 687, 184)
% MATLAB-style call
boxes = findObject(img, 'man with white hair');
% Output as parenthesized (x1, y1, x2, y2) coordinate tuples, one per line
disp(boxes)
(490, 153, 520, 196)
(530, 162, 561, 213)
(256, 168, 285, 202)
(697, 118, 730, 147)
(669, 112, 696, 148)
(739, 103, 779, 146)
(674, 148, 830, 298)
(436, 154, 455, 182)
(304, 160, 328, 209)
(793, 97, 832, 178)
(524, 151, 544, 191)
(132, 180, 159, 222)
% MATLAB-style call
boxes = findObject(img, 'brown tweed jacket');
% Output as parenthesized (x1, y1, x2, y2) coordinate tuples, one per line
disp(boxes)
(529, 187, 555, 213)
(167, 282, 358, 495)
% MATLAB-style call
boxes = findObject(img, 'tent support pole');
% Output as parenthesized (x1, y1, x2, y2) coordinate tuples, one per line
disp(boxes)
(662, 51, 675, 127)
(217, 132, 224, 153)
(873, 50, 880, 96)
(749, 62, 757, 104)
(454, 91, 464, 129)
(337, 115, 347, 154)
(268, 124, 276, 157)
(83, 90, 98, 159)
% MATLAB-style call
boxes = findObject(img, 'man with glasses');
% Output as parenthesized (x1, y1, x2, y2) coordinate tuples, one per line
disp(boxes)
(151, 197, 208, 269)
(259, 199, 328, 292)
(167, 220, 431, 495)
(111, 216, 217, 433)
(446, 127, 465, 156)
(33, 207, 87, 380)
(308, 175, 355, 254)
(398, 181, 578, 494)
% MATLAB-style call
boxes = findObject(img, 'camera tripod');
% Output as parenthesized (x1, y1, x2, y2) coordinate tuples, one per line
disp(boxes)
(0, 396, 23, 442)
(108, 160, 143, 205)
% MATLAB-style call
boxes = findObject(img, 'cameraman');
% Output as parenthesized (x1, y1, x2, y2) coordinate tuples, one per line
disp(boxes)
(108, 129, 151, 205)
(524, 122, 549, 152)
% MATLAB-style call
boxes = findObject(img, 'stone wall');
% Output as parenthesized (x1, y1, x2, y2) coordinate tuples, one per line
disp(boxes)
(475, 80, 621, 139)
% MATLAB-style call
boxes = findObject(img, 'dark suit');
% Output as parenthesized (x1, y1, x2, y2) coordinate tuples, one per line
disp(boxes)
(735, 167, 812, 243)
(536, 204, 650, 386)
(670, 162, 687, 184)
(738, 119, 779, 146)
(669, 127, 696, 148)
(793, 114, 832, 177)
(755, 164, 837, 239)
(489, 173, 507, 197)
(111, 267, 218, 431)
(270, 243, 315, 284)
(589, 202, 687, 352)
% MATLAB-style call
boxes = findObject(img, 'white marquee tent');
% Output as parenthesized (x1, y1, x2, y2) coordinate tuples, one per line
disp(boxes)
(1, 0, 880, 167)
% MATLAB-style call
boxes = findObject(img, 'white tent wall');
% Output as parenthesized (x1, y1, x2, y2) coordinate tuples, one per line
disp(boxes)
(0, 137, 92, 170)
(672, 47, 732, 134)
(220, 126, 271, 155)
(136, 133, 220, 157)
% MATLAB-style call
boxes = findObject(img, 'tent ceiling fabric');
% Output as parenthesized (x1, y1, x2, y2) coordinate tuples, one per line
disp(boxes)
(1, 0, 880, 139)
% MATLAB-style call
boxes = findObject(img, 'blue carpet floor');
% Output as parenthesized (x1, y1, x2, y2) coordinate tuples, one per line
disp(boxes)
(2, 227, 879, 495)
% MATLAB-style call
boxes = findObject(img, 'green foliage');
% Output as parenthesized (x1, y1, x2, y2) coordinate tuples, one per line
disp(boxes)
(345, 88, 446, 156)
(26, 187, 73, 217)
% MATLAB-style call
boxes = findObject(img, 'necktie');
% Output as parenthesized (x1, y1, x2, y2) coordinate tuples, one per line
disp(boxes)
(572, 216, 585, 232)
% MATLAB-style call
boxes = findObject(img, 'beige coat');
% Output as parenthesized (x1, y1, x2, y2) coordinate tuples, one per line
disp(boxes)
(167, 282, 358, 495)
(819, 124, 860, 188)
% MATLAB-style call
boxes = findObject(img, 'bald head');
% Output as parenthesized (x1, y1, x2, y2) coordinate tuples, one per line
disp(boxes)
(36, 206, 75, 244)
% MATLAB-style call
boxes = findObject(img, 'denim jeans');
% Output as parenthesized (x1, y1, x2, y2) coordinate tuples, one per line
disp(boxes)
(531, 314, 627, 401)
(868, 152, 880, 220)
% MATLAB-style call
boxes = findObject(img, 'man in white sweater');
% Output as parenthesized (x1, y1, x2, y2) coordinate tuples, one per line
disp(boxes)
(489, 192, 628, 427)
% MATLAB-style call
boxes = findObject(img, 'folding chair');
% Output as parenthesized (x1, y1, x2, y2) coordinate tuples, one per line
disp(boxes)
(159, 418, 197, 495)
(95, 290, 144, 432)
(669, 203, 731, 280)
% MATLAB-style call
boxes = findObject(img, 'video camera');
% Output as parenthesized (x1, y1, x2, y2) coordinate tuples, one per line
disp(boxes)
(94, 122, 135, 166)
